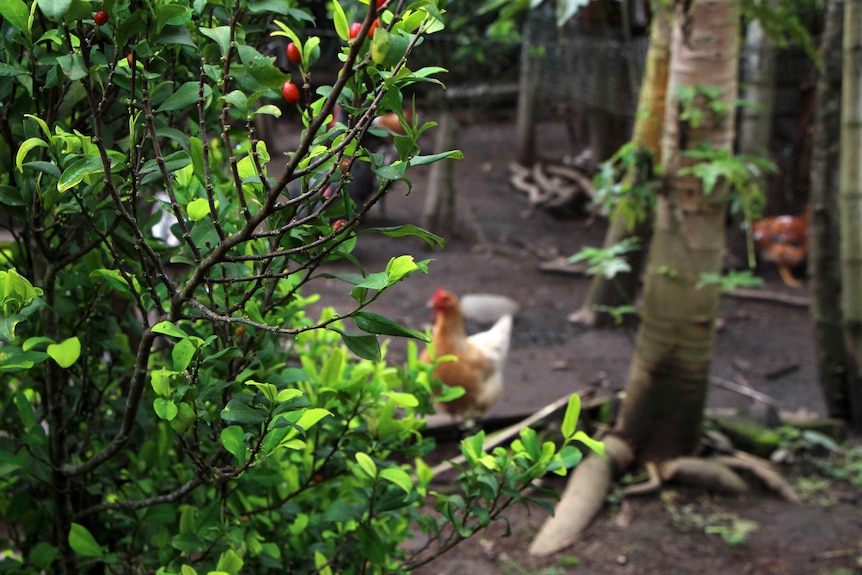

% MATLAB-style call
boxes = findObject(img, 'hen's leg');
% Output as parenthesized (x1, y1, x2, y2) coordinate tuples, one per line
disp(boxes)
(778, 264, 802, 288)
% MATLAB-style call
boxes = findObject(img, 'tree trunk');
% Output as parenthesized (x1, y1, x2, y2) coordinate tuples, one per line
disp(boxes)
(616, 0, 740, 462)
(516, 14, 541, 167)
(810, 0, 850, 420)
(421, 103, 458, 235)
(572, 2, 671, 327)
(737, 1, 776, 161)
(840, 0, 862, 427)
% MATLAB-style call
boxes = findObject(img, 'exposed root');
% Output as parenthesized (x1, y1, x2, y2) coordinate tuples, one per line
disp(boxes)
(715, 455, 800, 503)
(622, 461, 663, 496)
(508, 161, 593, 213)
(528, 444, 800, 557)
(659, 457, 750, 494)
(528, 435, 634, 557)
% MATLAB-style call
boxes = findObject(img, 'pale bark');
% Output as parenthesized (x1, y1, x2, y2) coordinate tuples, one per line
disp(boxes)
(840, 0, 862, 427)
(573, 2, 671, 326)
(618, 0, 740, 462)
(737, 2, 776, 160)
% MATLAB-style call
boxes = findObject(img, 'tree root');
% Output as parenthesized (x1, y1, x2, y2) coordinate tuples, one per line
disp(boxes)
(528, 443, 799, 557)
(528, 434, 634, 557)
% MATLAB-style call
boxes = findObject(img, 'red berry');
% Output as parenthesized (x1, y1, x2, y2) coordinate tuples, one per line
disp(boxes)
(281, 81, 300, 104)
(376, 0, 387, 8)
(126, 53, 134, 66)
(369, 19, 379, 38)
(349, 22, 363, 40)
(286, 42, 301, 65)
(339, 158, 351, 173)
(314, 473, 324, 483)
(332, 219, 347, 232)
(94, 10, 109, 26)
(235, 325, 246, 337)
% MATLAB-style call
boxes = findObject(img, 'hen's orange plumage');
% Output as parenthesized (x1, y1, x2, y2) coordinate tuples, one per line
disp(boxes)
(752, 204, 810, 288)
(420, 289, 513, 422)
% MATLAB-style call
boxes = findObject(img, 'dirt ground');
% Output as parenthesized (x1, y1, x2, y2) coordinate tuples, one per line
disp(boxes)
(270, 111, 862, 575)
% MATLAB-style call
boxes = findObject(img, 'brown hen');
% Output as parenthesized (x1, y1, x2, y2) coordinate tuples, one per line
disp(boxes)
(420, 289, 513, 423)
(752, 204, 810, 288)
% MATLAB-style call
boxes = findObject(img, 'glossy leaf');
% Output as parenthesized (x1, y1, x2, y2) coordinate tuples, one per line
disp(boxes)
(156, 82, 210, 113)
(152, 322, 189, 339)
(561, 393, 581, 441)
(220, 426, 247, 466)
(172, 339, 196, 372)
(221, 399, 267, 425)
(0, 0, 29, 33)
(355, 452, 377, 478)
(353, 311, 429, 341)
(68, 523, 103, 558)
(57, 157, 104, 193)
(336, 330, 382, 362)
(154, 398, 178, 421)
(47, 337, 80, 368)
(380, 467, 413, 494)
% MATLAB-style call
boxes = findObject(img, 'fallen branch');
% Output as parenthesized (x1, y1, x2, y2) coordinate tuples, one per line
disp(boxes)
(725, 287, 809, 308)
(711, 376, 779, 406)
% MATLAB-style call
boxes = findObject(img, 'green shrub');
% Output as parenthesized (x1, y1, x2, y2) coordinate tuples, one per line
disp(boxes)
(0, 0, 597, 573)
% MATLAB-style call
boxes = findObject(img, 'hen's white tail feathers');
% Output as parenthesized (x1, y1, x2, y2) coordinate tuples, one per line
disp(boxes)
(467, 314, 513, 362)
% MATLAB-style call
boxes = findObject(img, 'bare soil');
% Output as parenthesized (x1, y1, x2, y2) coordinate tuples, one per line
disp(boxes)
(270, 112, 862, 575)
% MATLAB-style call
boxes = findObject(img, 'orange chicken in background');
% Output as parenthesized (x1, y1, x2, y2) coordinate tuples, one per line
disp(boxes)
(420, 289, 514, 424)
(752, 204, 811, 288)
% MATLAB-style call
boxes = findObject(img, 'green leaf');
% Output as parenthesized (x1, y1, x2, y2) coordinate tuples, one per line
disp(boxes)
(353, 311, 429, 341)
(15, 138, 49, 172)
(384, 391, 419, 408)
(37, 0, 73, 21)
(88, 268, 139, 296)
(47, 337, 80, 368)
(154, 398, 179, 421)
(275, 388, 302, 402)
(355, 452, 377, 478)
(172, 338, 196, 372)
(408, 149, 463, 167)
(221, 399, 266, 425)
(199, 26, 232, 57)
(29, 542, 60, 569)
(331, 0, 348, 40)
(14, 390, 35, 430)
(187, 198, 213, 221)
(294, 408, 332, 432)
(156, 82, 210, 113)
(57, 156, 104, 193)
(561, 393, 581, 441)
(216, 549, 244, 575)
(380, 467, 413, 494)
(152, 321, 189, 339)
(246, 380, 278, 404)
(385, 254, 420, 283)
(0, 0, 30, 33)
(150, 369, 173, 397)
(157, 4, 190, 32)
(572, 430, 605, 457)
(335, 330, 381, 362)
(237, 45, 289, 90)
(364, 225, 444, 249)
(220, 426, 247, 466)
(56, 53, 88, 81)
(354, 272, 389, 290)
(69, 523, 103, 558)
